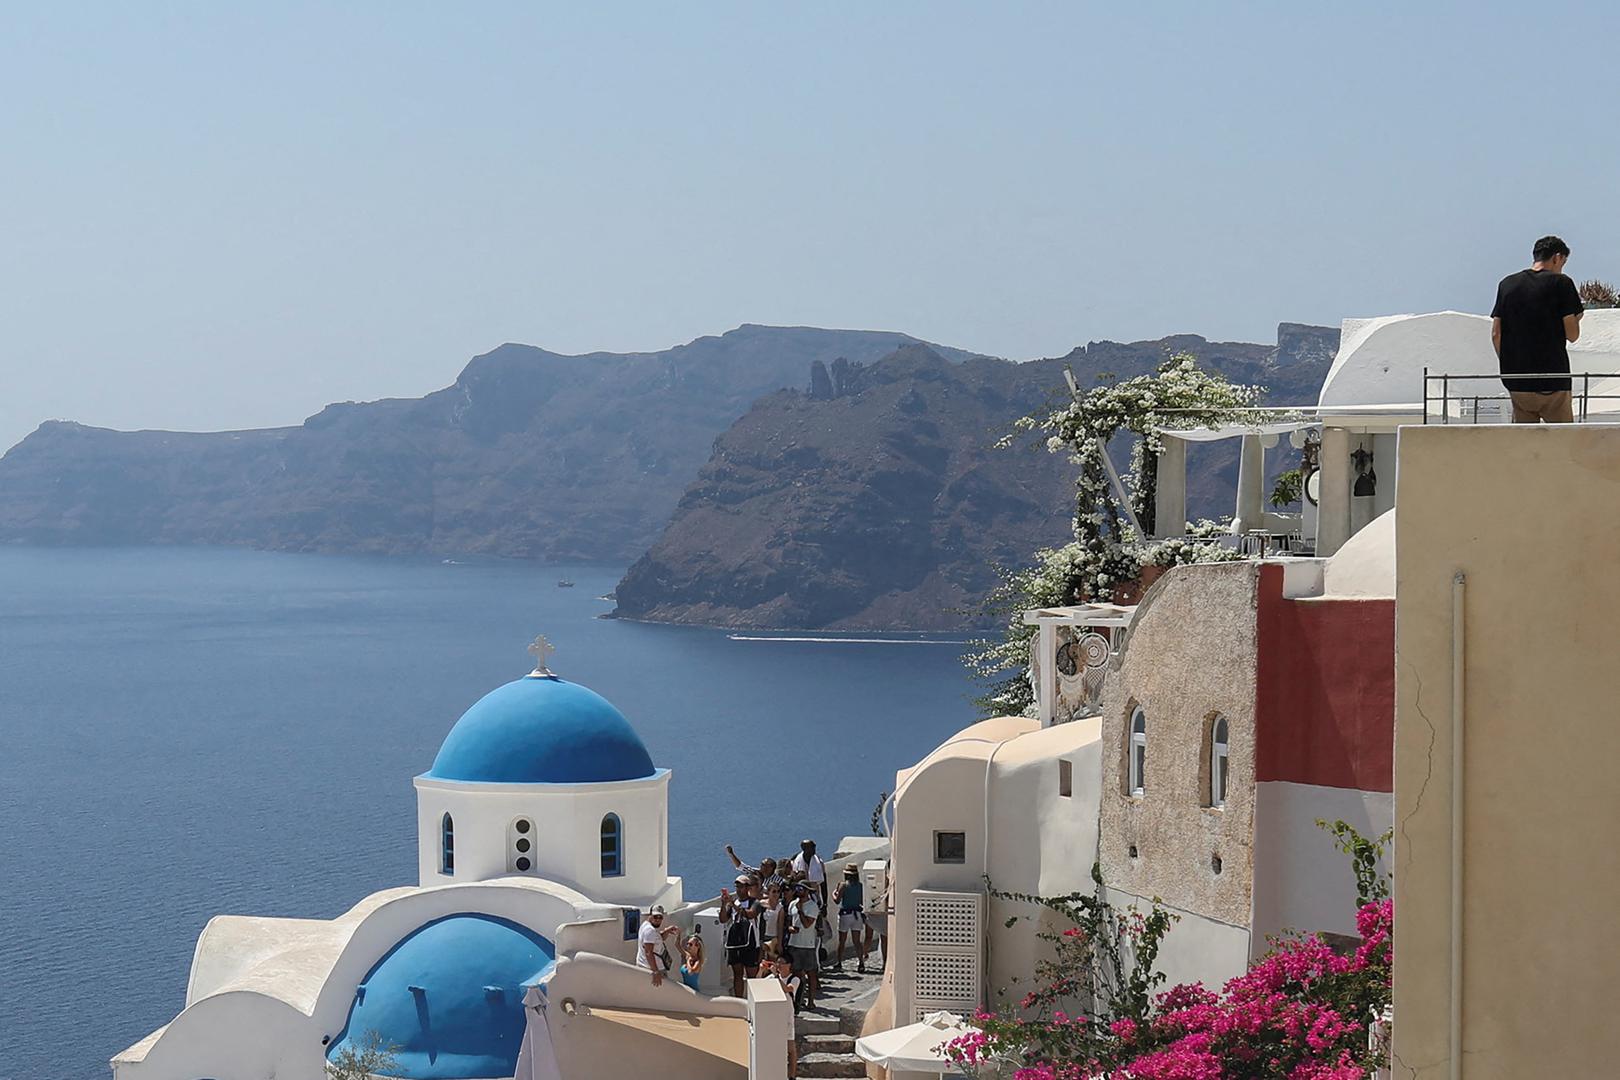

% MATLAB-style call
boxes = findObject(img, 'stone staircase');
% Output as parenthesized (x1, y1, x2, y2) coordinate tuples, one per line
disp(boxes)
(795, 964, 883, 1079)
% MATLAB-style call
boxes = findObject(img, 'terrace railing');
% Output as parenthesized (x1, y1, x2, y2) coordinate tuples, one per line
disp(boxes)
(1422, 368, 1620, 424)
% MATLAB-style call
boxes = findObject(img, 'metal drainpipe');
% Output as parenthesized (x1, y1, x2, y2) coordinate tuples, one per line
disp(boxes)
(1450, 570, 1467, 1080)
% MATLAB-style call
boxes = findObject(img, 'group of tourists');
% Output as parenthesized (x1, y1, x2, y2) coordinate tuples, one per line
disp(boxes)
(717, 839, 885, 1006)
(632, 835, 890, 1019)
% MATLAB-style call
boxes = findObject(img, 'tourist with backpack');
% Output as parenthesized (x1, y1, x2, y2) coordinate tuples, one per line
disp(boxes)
(719, 874, 763, 997)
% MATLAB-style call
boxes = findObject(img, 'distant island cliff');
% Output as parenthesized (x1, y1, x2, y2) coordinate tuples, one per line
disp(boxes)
(0, 322, 1337, 630)
(0, 326, 976, 563)
(612, 324, 1338, 630)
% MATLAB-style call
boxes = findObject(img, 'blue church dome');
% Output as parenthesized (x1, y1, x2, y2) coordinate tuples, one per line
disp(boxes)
(426, 675, 656, 784)
(328, 913, 555, 1079)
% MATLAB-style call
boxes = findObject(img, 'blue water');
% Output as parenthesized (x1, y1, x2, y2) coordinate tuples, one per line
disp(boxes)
(0, 547, 978, 1080)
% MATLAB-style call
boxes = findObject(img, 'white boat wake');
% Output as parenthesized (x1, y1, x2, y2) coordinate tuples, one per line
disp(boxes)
(727, 635, 969, 645)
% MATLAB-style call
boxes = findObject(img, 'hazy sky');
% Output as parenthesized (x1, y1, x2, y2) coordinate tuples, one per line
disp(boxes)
(3, 2, 1617, 451)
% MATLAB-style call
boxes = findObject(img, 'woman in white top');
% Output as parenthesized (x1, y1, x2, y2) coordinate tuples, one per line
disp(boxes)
(786, 883, 820, 1008)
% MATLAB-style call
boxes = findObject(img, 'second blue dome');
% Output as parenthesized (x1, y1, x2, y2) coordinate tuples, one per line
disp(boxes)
(427, 675, 656, 784)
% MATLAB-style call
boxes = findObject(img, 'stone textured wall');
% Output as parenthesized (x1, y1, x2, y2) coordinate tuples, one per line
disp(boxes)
(1097, 562, 1260, 929)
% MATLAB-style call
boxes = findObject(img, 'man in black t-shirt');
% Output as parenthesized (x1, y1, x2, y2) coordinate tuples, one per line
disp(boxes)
(1492, 235, 1584, 423)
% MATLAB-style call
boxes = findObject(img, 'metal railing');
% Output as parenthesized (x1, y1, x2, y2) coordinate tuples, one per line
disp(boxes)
(1422, 368, 1620, 424)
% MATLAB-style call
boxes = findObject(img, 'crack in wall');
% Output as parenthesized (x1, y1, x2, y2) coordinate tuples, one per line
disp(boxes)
(1396, 655, 1436, 858)
(1392, 1049, 1445, 1078)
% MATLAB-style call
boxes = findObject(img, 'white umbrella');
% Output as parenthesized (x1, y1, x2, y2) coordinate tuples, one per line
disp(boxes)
(514, 983, 564, 1080)
(855, 1010, 977, 1075)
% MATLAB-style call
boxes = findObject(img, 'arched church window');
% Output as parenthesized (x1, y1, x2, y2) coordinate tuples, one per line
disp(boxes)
(1210, 716, 1230, 809)
(1128, 706, 1147, 796)
(601, 813, 623, 878)
(440, 813, 454, 875)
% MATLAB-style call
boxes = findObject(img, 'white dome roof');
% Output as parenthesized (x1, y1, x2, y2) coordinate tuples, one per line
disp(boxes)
(1322, 509, 1395, 599)
(1317, 309, 1620, 418)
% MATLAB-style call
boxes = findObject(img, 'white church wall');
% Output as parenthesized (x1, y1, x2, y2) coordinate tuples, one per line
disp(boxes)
(556, 914, 637, 965)
(113, 991, 320, 1080)
(184, 912, 349, 1008)
(307, 879, 613, 1041)
(415, 771, 672, 905)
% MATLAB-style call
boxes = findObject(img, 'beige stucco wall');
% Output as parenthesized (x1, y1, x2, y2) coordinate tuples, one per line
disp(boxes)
(1394, 425, 1620, 1079)
(544, 952, 750, 1080)
(1098, 562, 1259, 930)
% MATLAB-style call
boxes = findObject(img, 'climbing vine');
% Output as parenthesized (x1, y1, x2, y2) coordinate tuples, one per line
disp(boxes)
(966, 354, 1267, 715)
(1316, 819, 1392, 908)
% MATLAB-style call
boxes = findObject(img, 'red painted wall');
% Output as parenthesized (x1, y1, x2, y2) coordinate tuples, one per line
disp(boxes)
(1255, 564, 1394, 792)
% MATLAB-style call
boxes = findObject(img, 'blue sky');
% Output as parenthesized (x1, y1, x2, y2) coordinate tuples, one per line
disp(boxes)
(2, 2, 1617, 450)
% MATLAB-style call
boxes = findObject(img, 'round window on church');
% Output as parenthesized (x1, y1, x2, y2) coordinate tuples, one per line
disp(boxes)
(516, 819, 531, 834)
(516, 838, 531, 853)
(516, 856, 532, 872)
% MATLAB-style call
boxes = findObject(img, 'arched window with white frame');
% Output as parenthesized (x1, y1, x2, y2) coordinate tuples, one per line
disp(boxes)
(1128, 706, 1147, 796)
(600, 813, 623, 878)
(1210, 715, 1230, 808)
(440, 812, 455, 875)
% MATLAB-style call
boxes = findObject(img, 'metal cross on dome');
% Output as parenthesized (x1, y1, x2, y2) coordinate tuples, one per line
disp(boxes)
(527, 634, 556, 676)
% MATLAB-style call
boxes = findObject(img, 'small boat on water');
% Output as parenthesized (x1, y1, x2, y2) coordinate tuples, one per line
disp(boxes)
(556, 579, 575, 588)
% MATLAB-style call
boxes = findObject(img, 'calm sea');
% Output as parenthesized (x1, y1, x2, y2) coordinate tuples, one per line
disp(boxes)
(0, 546, 978, 1080)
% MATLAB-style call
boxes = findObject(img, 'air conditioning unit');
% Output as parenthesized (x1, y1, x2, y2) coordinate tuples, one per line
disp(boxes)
(912, 889, 984, 1021)
(861, 860, 888, 919)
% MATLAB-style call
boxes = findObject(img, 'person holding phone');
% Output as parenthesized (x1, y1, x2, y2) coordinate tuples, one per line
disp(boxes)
(680, 925, 705, 991)
(719, 874, 763, 997)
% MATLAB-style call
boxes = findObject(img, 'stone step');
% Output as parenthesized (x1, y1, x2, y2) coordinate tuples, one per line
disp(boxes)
(796, 1013, 843, 1036)
(838, 982, 883, 1036)
(796, 1051, 868, 1078)
(799, 1032, 856, 1054)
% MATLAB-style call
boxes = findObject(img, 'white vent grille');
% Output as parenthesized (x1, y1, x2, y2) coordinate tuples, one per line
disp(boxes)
(912, 889, 983, 1021)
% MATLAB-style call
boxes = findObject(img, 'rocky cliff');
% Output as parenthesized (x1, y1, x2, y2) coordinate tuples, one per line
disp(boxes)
(0, 326, 978, 562)
(612, 324, 1339, 630)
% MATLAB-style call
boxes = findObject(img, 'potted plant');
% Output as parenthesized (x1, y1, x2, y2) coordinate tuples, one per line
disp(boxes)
(1578, 279, 1618, 309)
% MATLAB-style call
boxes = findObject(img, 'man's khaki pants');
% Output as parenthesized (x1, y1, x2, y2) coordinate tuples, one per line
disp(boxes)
(1510, 390, 1574, 424)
